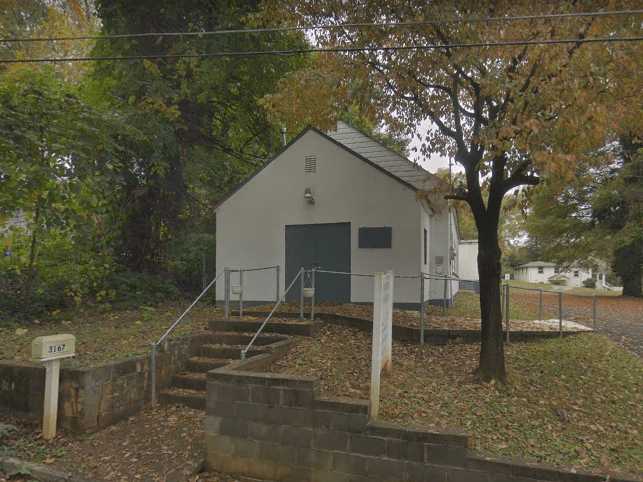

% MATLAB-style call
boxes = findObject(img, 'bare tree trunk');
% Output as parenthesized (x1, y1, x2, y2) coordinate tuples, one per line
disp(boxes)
(24, 202, 41, 299)
(477, 224, 507, 382)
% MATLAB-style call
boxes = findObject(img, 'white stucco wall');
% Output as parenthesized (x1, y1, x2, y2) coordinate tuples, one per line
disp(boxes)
(458, 240, 479, 281)
(215, 129, 426, 304)
(561, 267, 593, 287)
(424, 207, 459, 301)
(514, 266, 556, 283)
(514, 265, 593, 287)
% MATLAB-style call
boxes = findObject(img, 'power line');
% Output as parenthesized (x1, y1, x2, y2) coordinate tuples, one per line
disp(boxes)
(0, 10, 641, 44)
(1, 35, 641, 64)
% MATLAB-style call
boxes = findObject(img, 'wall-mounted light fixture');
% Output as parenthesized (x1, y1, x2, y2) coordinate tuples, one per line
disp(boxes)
(304, 187, 315, 204)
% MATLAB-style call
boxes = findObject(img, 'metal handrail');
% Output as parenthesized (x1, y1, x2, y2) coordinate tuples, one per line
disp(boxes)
(315, 269, 374, 278)
(422, 272, 461, 281)
(150, 270, 223, 405)
(227, 264, 279, 272)
(157, 270, 224, 346)
(240, 267, 304, 360)
(315, 269, 421, 279)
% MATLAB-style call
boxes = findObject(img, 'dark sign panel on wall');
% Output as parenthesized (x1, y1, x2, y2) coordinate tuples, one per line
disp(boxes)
(358, 227, 392, 249)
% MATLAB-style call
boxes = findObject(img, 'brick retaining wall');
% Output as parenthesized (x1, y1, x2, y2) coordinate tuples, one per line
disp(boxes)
(205, 366, 639, 482)
(0, 332, 208, 432)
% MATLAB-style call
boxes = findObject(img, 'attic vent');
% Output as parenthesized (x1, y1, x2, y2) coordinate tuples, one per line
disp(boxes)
(304, 155, 317, 173)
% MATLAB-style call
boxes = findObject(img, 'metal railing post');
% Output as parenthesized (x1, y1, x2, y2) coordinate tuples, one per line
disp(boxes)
(419, 275, 425, 344)
(442, 277, 448, 314)
(311, 268, 316, 321)
(224, 268, 230, 320)
(275, 265, 280, 304)
(558, 291, 563, 337)
(150, 343, 157, 406)
(242, 267, 303, 358)
(239, 269, 244, 318)
(505, 284, 510, 343)
(299, 268, 305, 320)
(500, 280, 504, 319)
(592, 295, 597, 330)
(201, 253, 206, 291)
(538, 289, 544, 321)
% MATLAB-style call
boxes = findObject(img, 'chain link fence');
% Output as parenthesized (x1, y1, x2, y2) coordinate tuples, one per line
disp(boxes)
(423, 275, 609, 335)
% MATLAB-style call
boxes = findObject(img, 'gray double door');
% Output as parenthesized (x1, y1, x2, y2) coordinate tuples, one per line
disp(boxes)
(285, 222, 351, 303)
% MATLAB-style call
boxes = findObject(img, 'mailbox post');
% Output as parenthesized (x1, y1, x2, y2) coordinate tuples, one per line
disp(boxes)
(31, 334, 76, 440)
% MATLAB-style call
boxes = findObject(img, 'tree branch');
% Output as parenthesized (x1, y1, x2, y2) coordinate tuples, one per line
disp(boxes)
(503, 174, 540, 193)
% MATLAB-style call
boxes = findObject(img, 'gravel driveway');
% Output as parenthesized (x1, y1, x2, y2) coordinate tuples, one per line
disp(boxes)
(514, 291, 643, 356)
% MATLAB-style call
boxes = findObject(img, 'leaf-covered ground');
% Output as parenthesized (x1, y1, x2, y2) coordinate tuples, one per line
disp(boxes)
(0, 406, 267, 482)
(0, 303, 250, 368)
(1, 405, 205, 481)
(253, 295, 590, 331)
(269, 325, 643, 478)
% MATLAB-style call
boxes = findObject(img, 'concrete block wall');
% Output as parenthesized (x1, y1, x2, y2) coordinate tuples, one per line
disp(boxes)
(205, 368, 640, 482)
(0, 332, 206, 432)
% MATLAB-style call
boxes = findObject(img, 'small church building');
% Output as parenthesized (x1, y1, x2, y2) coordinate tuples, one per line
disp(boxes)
(215, 122, 461, 306)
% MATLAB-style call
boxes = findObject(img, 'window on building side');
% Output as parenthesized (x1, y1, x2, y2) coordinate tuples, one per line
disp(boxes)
(358, 227, 392, 248)
(574, 270, 579, 277)
(538, 267, 544, 274)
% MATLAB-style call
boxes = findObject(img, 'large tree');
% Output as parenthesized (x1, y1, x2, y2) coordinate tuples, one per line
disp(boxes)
(265, 0, 641, 381)
(87, 0, 307, 272)
(526, 137, 642, 297)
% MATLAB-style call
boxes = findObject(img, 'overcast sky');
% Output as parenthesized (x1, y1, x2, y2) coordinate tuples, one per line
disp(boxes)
(406, 119, 463, 174)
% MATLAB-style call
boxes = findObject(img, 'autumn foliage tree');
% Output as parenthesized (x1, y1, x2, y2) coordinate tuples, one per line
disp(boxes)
(264, 1, 641, 381)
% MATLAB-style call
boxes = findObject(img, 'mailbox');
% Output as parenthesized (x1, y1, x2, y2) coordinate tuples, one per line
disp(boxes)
(32, 334, 76, 362)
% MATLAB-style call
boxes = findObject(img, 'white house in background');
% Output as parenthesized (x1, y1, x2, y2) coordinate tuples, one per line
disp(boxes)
(215, 121, 459, 307)
(458, 240, 479, 281)
(513, 261, 598, 288)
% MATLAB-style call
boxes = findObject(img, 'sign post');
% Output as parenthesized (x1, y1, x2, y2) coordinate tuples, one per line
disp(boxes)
(31, 334, 76, 440)
(370, 270, 394, 420)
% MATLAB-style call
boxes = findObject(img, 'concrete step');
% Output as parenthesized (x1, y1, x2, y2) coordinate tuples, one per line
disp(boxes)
(209, 319, 317, 336)
(200, 344, 265, 359)
(186, 356, 231, 372)
(159, 388, 205, 410)
(173, 372, 207, 391)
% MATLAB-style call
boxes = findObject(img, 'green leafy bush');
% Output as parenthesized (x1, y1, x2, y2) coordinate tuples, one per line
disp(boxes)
(166, 232, 216, 294)
(103, 270, 180, 307)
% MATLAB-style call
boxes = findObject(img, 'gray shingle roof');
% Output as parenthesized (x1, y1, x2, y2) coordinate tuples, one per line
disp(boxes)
(327, 121, 440, 191)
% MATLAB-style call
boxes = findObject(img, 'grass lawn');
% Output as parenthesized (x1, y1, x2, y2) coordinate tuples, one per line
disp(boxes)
(0, 302, 228, 367)
(566, 286, 622, 297)
(508, 280, 621, 297)
(508, 280, 558, 291)
(427, 290, 542, 321)
(269, 325, 643, 478)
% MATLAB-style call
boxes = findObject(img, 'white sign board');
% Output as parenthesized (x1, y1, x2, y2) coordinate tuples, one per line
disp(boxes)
(370, 270, 394, 419)
(31, 334, 76, 440)
(32, 334, 76, 362)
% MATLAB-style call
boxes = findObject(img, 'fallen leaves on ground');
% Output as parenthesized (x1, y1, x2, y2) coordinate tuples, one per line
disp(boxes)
(269, 325, 643, 478)
(0, 303, 260, 368)
(2, 405, 205, 481)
